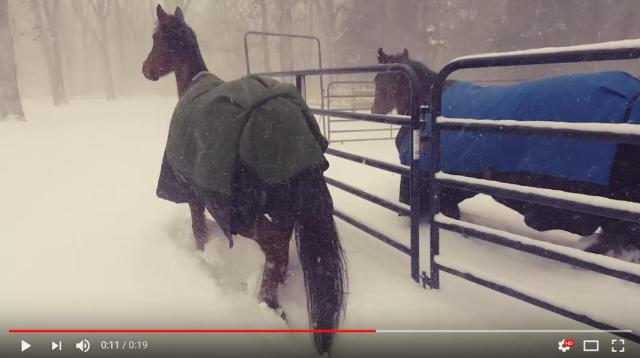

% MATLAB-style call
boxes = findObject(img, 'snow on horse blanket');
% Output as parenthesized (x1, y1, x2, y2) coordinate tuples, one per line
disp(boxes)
(399, 71, 640, 186)
(156, 73, 328, 236)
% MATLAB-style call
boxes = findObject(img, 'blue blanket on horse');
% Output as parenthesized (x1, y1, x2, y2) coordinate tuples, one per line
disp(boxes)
(399, 71, 640, 185)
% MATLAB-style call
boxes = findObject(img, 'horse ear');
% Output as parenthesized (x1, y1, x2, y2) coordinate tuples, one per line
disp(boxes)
(157, 4, 168, 22)
(378, 48, 388, 63)
(401, 48, 409, 60)
(175, 6, 184, 22)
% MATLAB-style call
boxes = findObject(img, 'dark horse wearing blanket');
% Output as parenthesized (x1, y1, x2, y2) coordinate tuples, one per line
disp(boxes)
(372, 48, 640, 255)
(142, 5, 345, 354)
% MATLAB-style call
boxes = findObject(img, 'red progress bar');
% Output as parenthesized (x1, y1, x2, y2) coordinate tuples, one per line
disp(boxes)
(9, 329, 376, 334)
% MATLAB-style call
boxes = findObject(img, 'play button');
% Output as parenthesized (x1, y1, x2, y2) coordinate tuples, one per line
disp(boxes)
(21, 340, 31, 352)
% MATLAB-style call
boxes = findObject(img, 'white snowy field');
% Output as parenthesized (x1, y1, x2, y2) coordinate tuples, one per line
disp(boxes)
(1, 97, 639, 357)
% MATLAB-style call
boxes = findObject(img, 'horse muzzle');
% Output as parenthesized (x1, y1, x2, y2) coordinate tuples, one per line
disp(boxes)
(142, 61, 160, 81)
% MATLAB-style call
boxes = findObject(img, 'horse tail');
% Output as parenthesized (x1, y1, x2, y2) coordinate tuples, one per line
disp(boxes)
(295, 170, 347, 354)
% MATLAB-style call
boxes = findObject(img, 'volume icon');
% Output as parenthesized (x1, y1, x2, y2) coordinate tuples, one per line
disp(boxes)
(75, 339, 90, 353)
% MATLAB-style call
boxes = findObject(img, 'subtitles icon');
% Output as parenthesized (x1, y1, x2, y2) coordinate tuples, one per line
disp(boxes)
(583, 340, 599, 352)
(75, 339, 90, 353)
(558, 338, 575, 352)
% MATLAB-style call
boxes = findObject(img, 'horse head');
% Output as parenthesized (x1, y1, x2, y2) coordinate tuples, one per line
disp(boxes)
(372, 48, 413, 115)
(142, 5, 194, 81)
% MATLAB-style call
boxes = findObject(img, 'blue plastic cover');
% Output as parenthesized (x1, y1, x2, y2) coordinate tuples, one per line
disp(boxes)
(399, 71, 640, 185)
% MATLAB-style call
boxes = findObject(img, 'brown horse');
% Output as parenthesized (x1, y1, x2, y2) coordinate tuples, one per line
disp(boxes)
(372, 47, 640, 256)
(372, 48, 466, 218)
(142, 5, 346, 354)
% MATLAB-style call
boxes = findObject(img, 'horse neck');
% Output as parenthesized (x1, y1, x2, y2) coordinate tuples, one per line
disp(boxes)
(175, 48, 209, 98)
(399, 67, 434, 115)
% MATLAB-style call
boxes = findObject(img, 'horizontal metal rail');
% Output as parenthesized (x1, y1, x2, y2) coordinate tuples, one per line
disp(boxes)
(443, 40, 640, 74)
(325, 137, 396, 143)
(435, 257, 640, 344)
(435, 215, 640, 284)
(324, 109, 374, 114)
(326, 177, 410, 216)
(312, 108, 414, 127)
(438, 117, 640, 146)
(327, 80, 375, 86)
(437, 172, 640, 225)
(329, 128, 400, 134)
(333, 208, 411, 255)
(252, 63, 420, 82)
(327, 94, 375, 99)
(325, 148, 409, 176)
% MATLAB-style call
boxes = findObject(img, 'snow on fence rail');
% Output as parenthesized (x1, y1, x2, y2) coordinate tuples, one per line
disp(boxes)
(433, 256, 640, 344)
(436, 172, 640, 224)
(438, 117, 640, 145)
(435, 214, 640, 284)
(428, 39, 640, 344)
(454, 39, 640, 61)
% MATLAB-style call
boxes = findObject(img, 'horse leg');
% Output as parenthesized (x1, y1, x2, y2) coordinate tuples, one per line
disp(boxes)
(189, 200, 208, 251)
(589, 218, 639, 255)
(254, 218, 294, 315)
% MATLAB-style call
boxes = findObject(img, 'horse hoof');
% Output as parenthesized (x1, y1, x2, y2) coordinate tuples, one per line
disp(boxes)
(258, 301, 288, 323)
(196, 241, 205, 251)
(275, 307, 288, 323)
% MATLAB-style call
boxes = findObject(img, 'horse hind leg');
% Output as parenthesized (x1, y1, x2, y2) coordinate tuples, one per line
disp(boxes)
(189, 201, 208, 251)
(588, 219, 640, 256)
(254, 217, 294, 319)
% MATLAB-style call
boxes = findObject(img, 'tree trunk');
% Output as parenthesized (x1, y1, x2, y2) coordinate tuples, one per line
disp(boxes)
(0, 0, 24, 120)
(30, 0, 67, 105)
(114, 0, 126, 91)
(97, 6, 115, 100)
(82, 22, 90, 92)
(98, 6, 116, 100)
(98, 31, 116, 100)
(277, 2, 293, 72)
(258, 0, 271, 72)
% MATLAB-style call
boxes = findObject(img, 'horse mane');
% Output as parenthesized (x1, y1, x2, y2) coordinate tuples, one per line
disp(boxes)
(154, 16, 200, 58)
(406, 58, 437, 85)
(383, 58, 434, 110)
(401, 58, 440, 104)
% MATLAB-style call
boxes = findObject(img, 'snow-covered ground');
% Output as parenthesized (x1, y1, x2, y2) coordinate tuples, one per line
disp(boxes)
(1, 98, 638, 357)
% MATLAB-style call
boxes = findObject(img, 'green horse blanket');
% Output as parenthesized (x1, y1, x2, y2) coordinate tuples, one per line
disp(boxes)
(160, 73, 328, 231)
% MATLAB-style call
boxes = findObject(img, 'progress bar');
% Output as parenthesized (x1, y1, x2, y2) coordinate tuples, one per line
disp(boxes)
(8, 329, 632, 334)
(8, 329, 375, 334)
(376, 330, 634, 333)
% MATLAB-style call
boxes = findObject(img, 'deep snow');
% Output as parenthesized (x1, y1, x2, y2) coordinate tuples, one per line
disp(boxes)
(1, 97, 638, 356)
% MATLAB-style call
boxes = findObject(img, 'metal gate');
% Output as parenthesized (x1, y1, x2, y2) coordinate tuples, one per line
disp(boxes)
(243, 31, 327, 133)
(426, 41, 640, 344)
(249, 64, 424, 281)
(243, 30, 640, 343)
(325, 80, 399, 142)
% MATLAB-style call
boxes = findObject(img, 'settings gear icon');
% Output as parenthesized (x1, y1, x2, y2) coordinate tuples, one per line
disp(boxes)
(558, 339, 575, 352)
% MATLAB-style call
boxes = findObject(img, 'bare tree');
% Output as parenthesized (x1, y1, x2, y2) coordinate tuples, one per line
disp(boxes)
(29, 0, 68, 105)
(0, 0, 24, 120)
(71, 0, 116, 100)
(256, 0, 272, 72)
(274, 0, 295, 71)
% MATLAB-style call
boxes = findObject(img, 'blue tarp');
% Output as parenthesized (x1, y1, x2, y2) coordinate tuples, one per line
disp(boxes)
(399, 71, 640, 185)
